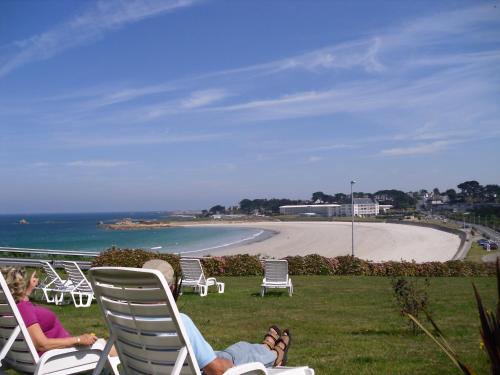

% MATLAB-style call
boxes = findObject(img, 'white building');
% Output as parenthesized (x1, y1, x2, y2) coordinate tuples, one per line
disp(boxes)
(279, 204, 341, 217)
(279, 199, 380, 217)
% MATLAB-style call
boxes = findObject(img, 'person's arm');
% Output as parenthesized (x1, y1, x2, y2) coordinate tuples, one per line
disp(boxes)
(27, 324, 97, 352)
(202, 357, 234, 375)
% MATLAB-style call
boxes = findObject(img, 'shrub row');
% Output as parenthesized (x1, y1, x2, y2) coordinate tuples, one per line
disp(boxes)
(91, 248, 496, 277)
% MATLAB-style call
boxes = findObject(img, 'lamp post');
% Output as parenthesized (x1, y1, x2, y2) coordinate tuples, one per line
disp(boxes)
(351, 180, 356, 257)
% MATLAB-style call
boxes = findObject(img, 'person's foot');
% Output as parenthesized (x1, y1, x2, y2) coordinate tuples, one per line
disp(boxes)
(262, 325, 281, 350)
(273, 329, 292, 366)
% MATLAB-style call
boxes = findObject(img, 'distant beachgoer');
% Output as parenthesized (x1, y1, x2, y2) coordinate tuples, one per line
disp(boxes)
(142, 259, 292, 375)
(1, 266, 117, 356)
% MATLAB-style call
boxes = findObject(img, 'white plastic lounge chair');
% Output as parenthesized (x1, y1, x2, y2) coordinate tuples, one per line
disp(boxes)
(88, 267, 314, 375)
(37, 261, 74, 305)
(180, 258, 225, 297)
(62, 262, 94, 308)
(0, 272, 118, 375)
(261, 260, 293, 297)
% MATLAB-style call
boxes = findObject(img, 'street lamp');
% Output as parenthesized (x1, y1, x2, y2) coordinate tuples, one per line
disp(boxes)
(351, 180, 356, 257)
(462, 212, 470, 229)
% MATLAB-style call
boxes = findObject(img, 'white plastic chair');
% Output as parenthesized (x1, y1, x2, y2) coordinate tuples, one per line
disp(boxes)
(88, 267, 314, 375)
(180, 258, 225, 297)
(38, 261, 74, 305)
(61, 262, 94, 308)
(261, 260, 293, 297)
(0, 272, 118, 375)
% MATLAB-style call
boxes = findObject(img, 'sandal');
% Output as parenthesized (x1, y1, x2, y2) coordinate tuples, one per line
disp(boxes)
(273, 329, 292, 366)
(262, 325, 281, 350)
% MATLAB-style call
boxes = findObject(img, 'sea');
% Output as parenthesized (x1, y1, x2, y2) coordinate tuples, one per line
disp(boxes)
(0, 212, 268, 254)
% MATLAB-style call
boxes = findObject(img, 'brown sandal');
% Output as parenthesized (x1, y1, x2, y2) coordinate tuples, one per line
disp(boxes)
(262, 325, 281, 350)
(273, 329, 292, 366)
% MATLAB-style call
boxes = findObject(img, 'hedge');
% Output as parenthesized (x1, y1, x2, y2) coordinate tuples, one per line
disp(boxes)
(91, 248, 496, 277)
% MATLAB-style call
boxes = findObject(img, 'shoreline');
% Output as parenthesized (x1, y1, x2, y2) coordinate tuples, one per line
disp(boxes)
(180, 221, 461, 262)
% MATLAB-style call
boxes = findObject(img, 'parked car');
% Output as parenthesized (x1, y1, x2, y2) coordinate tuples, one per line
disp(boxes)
(477, 239, 488, 245)
(481, 241, 498, 250)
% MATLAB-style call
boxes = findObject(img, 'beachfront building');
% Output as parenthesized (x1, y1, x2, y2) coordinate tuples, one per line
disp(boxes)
(279, 198, 380, 217)
(279, 204, 341, 217)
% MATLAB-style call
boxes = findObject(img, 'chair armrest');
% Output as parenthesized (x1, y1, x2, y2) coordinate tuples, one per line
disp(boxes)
(223, 362, 267, 375)
(37, 339, 108, 373)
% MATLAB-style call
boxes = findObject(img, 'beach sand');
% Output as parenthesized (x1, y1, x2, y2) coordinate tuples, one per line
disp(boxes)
(187, 221, 460, 262)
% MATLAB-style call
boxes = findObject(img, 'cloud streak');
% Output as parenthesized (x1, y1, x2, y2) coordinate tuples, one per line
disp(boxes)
(0, 0, 199, 77)
(379, 140, 458, 156)
(66, 160, 131, 167)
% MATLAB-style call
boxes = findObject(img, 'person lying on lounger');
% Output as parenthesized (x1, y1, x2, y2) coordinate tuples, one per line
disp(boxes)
(1, 266, 117, 356)
(142, 259, 292, 375)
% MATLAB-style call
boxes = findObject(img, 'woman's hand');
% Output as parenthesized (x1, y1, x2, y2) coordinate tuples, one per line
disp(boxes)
(76, 333, 98, 346)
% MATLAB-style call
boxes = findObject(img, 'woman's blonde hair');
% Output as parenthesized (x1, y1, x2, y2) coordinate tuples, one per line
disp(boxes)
(1, 267, 28, 302)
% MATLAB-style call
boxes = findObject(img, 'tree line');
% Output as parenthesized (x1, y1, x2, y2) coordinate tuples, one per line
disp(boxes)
(202, 180, 499, 216)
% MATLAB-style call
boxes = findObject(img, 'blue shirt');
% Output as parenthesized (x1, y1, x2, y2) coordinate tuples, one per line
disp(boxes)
(180, 313, 217, 369)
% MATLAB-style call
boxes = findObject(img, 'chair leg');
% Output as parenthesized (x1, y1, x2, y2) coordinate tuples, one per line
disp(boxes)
(261, 287, 265, 297)
(217, 282, 225, 293)
(200, 285, 208, 297)
(54, 292, 65, 305)
(43, 289, 54, 304)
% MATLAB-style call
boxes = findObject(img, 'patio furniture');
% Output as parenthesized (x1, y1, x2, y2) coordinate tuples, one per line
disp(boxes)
(180, 258, 224, 297)
(261, 260, 293, 297)
(62, 262, 94, 308)
(0, 272, 117, 375)
(88, 267, 314, 375)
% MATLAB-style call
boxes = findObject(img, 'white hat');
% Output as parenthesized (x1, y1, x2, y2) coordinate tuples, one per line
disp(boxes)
(142, 259, 174, 285)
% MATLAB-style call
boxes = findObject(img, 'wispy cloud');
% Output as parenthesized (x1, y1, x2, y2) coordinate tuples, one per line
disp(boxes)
(0, 0, 199, 77)
(59, 132, 228, 148)
(380, 140, 458, 156)
(66, 160, 131, 167)
(181, 89, 229, 109)
(306, 156, 323, 163)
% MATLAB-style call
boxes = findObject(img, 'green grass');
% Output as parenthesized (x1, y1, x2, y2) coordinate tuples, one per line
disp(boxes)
(9, 276, 496, 374)
(466, 242, 500, 263)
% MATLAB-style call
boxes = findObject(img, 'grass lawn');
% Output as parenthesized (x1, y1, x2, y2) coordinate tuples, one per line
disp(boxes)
(8, 275, 496, 375)
(466, 241, 500, 263)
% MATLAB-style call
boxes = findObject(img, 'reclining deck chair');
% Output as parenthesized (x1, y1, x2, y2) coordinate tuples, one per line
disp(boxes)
(88, 267, 314, 375)
(0, 272, 118, 375)
(180, 258, 224, 297)
(261, 260, 293, 297)
(62, 262, 94, 308)
(37, 261, 74, 305)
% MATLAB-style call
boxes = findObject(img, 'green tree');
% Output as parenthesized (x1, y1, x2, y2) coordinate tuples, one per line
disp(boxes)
(485, 184, 500, 202)
(209, 205, 225, 214)
(457, 180, 483, 202)
(445, 189, 457, 202)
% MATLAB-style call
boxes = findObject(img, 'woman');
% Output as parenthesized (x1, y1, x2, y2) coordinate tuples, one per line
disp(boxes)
(2, 266, 100, 354)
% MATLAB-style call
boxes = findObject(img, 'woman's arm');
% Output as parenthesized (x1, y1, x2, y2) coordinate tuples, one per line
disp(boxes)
(27, 324, 97, 352)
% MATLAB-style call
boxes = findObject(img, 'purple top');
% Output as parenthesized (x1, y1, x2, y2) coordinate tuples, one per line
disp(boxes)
(17, 300, 70, 353)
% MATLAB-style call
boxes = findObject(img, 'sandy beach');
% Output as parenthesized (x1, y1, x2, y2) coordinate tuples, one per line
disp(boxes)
(187, 221, 461, 262)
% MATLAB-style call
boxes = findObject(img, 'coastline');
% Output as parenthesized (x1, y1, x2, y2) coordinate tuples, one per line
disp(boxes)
(179, 221, 461, 262)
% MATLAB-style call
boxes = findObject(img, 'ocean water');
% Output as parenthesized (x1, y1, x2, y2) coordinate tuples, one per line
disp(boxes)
(0, 212, 265, 254)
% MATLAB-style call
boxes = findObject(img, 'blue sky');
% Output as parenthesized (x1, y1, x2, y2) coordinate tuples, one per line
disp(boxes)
(1, 0, 499, 213)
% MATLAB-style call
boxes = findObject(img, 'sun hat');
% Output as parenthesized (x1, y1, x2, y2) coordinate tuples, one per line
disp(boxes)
(142, 259, 175, 285)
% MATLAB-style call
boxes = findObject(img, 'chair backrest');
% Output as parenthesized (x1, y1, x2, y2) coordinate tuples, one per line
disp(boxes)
(0, 273, 39, 373)
(88, 267, 201, 375)
(62, 262, 92, 293)
(264, 260, 289, 283)
(39, 261, 68, 289)
(180, 258, 206, 284)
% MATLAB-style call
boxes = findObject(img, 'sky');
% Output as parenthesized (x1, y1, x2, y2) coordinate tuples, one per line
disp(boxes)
(0, 0, 499, 214)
